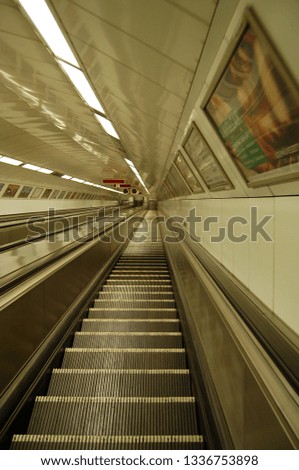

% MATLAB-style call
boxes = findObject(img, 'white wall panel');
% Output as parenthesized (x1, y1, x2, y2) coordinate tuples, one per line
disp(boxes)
(248, 198, 275, 310)
(274, 197, 299, 333)
(160, 195, 298, 334)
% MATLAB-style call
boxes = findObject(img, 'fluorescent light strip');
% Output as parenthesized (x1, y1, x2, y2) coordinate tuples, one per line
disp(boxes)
(94, 114, 119, 139)
(22, 163, 53, 174)
(37, 168, 53, 174)
(18, 0, 79, 67)
(59, 61, 104, 113)
(22, 163, 41, 171)
(18, 1, 121, 143)
(125, 158, 150, 194)
(0, 155, 23, 166)
(61, 176, 121, 194)
(71, 177, 85, 183)
(97, 185, 122, 194)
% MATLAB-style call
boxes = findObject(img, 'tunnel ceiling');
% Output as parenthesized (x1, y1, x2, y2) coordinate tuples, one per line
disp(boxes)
(0, 0, 217, 196)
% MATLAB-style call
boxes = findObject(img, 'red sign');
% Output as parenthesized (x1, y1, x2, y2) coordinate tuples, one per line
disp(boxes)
(103, 179, 125, 184)
(119, 184, 131, 188)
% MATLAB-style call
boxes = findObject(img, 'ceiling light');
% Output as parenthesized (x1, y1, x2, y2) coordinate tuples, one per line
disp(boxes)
(37, 168, 53, 174)
(124, 158, 150, 194)
(22, 163, 41, 171)
(58, 61, 104, 113)
(125, 158, 134, 167)
(71, 177, 85, 183)
(94, 114, 119, 139)
(61, 174, 72, 179)
(98, 185, 122, 194)
(0, 155, 23, 166)
(18, 0, 79, 67)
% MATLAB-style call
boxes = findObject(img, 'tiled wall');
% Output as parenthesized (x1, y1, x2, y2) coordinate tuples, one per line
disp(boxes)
(160, 197, 299, 335)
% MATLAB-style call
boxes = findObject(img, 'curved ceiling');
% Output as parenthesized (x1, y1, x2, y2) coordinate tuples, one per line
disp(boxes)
(0, 0, 217, 196)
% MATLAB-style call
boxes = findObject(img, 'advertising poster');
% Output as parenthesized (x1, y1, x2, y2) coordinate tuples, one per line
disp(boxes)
(205, 13, 299, 186)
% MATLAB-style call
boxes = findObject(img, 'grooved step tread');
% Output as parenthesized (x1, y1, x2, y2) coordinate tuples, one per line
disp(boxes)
(27, 397, 198, 435)
(112, 269, 169, 273)
(73, 333, 183, 349)
(88, 309, 178, 319)
(116, 263, 168, 266)
(98, 292, 174, 300)
(88, 308, 177, 320)
(94, 300, 176, 309)
(47, 369, 191, 397)
(11, 434, 203, 450)
(102, 285, 173, 290)
(110, 273, 170, 279)
(62, 348, 187, 369)
(106, 280, 172, 284)
(81, 319, 180, 332)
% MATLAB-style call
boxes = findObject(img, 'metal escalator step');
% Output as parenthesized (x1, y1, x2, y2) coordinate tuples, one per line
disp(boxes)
(62, 348, 187, 369)
(106, 279, 172, 284)
(11, 434, 203, 450)
(88, 308, 177, 319)
(102, 285, 174, 292)
(73, 332, 183, 348)
(47, 369, 191, 397)
(98, 292, 174, 300)
(120, 257, 165, 260)
(81, 319, 180, 332)
(119, 256, 166, 259)
(94, 299, 175, 308)
(109, 275, 171, 279)
(116, 262, 168, 266)
(116, 266, 169, 269)
(27, 397, 198, 436)
(112, 267, 169, 271)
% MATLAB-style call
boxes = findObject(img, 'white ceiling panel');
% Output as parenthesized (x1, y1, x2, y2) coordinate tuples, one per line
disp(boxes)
(0, 0, 218, 195)
(53, 0, 209, 70)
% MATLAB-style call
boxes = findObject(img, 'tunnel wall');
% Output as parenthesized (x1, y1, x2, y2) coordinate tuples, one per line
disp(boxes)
(158, 0, 299, 336)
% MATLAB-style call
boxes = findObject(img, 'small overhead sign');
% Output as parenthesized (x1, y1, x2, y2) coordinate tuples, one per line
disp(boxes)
(103, 179, 125, 184)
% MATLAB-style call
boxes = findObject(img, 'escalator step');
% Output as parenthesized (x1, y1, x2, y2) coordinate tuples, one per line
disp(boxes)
(94, 299, 176, 308)
(106, 279, 172, 285)
(11, 434, 203, 450)
(62, 348, 187, 369)
(102, 285, 173, 291)
(116, 263, 168, 266)
(81, 319, 180, 332)
(112, 269, 169, 273)
(88, 308, 178, 319)
(98, 292, 174, 300)
(27, 397, 198, 436)
(47, 369, 191, 396)
(109, 275, 171, 279)
(73, 332, 183, 348)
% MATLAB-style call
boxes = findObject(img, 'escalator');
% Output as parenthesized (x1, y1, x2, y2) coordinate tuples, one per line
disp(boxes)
(11, 212, 203, 450)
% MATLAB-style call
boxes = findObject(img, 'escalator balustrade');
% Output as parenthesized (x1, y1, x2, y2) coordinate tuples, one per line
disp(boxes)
(11, 213, 202, 450)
